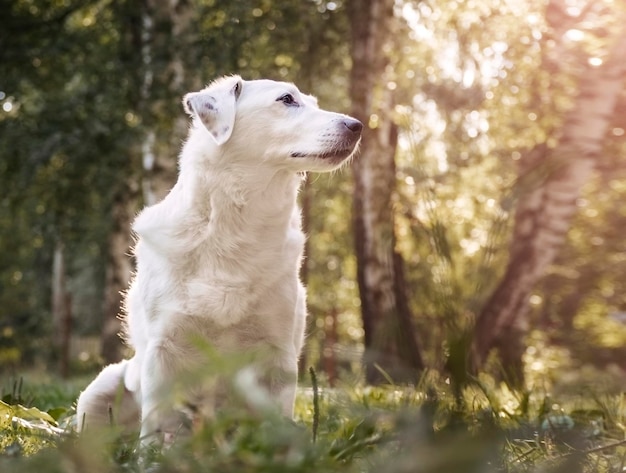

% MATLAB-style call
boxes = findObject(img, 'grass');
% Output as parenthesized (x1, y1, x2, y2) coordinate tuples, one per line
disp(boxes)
(2, 369, 626, 473)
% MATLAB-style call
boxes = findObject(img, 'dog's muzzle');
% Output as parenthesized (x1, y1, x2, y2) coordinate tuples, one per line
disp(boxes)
(291, 118, 363, 161)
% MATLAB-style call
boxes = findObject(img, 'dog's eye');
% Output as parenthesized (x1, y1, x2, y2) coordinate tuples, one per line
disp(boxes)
(277, 93, 298, 107)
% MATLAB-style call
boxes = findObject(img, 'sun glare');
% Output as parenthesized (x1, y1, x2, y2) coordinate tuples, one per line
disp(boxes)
(588, 57, 603, 67)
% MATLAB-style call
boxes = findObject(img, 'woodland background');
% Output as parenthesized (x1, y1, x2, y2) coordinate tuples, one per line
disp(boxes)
(2, 0, 626, 394)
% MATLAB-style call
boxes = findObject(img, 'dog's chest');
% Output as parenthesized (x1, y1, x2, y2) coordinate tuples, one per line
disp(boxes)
(131, 179, 306, 332)
(160, 218, 305, 326)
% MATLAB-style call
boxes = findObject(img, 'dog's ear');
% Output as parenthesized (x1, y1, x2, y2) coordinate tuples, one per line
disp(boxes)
(183, 76, 243, 145)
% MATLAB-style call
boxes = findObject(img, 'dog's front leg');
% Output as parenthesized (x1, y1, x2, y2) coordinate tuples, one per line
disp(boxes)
(139, 343, 184, 446)
(266, 352, 299, 418)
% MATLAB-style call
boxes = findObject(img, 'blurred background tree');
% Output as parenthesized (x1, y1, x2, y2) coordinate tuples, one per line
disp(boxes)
(349, 0, 424, 384)
(471, 0, 626, 384)
(2, 0, 626, 392)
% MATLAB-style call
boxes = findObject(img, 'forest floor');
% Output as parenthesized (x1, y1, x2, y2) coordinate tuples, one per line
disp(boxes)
(1, 369, 626, 473)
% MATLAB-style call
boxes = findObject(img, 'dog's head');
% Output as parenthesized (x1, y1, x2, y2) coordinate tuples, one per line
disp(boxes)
(183, 75, 362, 172)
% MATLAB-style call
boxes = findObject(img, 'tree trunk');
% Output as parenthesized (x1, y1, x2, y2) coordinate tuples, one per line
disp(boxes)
(323, 306, 338, 387)
(52, 240, 72, 377)
(471, 26, 626, 373)
(101, 182, 136, 363)
(349, 0, 424, 384)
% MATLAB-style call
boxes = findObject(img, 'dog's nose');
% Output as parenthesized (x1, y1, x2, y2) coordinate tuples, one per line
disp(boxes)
(343, 118, 363, 135)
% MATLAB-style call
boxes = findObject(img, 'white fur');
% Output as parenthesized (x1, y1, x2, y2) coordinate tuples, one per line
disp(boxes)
(76, 75, 362, 443)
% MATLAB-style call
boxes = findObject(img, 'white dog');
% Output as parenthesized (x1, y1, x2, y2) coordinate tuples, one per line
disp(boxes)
(76, 75, 362, 443)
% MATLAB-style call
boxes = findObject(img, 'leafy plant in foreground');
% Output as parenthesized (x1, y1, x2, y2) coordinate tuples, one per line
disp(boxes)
(3, 374, 626, 472)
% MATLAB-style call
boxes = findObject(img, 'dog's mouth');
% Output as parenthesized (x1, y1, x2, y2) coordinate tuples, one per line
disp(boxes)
(290, 145, 358, 162)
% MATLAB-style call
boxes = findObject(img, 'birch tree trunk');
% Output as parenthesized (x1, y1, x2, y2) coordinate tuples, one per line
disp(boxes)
(471, 26, 626, 374)
(349, 0, 424, 384)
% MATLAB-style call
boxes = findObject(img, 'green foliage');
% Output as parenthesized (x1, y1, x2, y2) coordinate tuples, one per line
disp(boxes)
(0, 375, 82, 457)
(3, 375, 626, 472)
(389, 0, 626, 385)
(1, 0, 143, 361)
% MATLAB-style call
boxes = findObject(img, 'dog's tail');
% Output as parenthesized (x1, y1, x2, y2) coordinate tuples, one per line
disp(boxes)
(76, 359, 140, 432)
